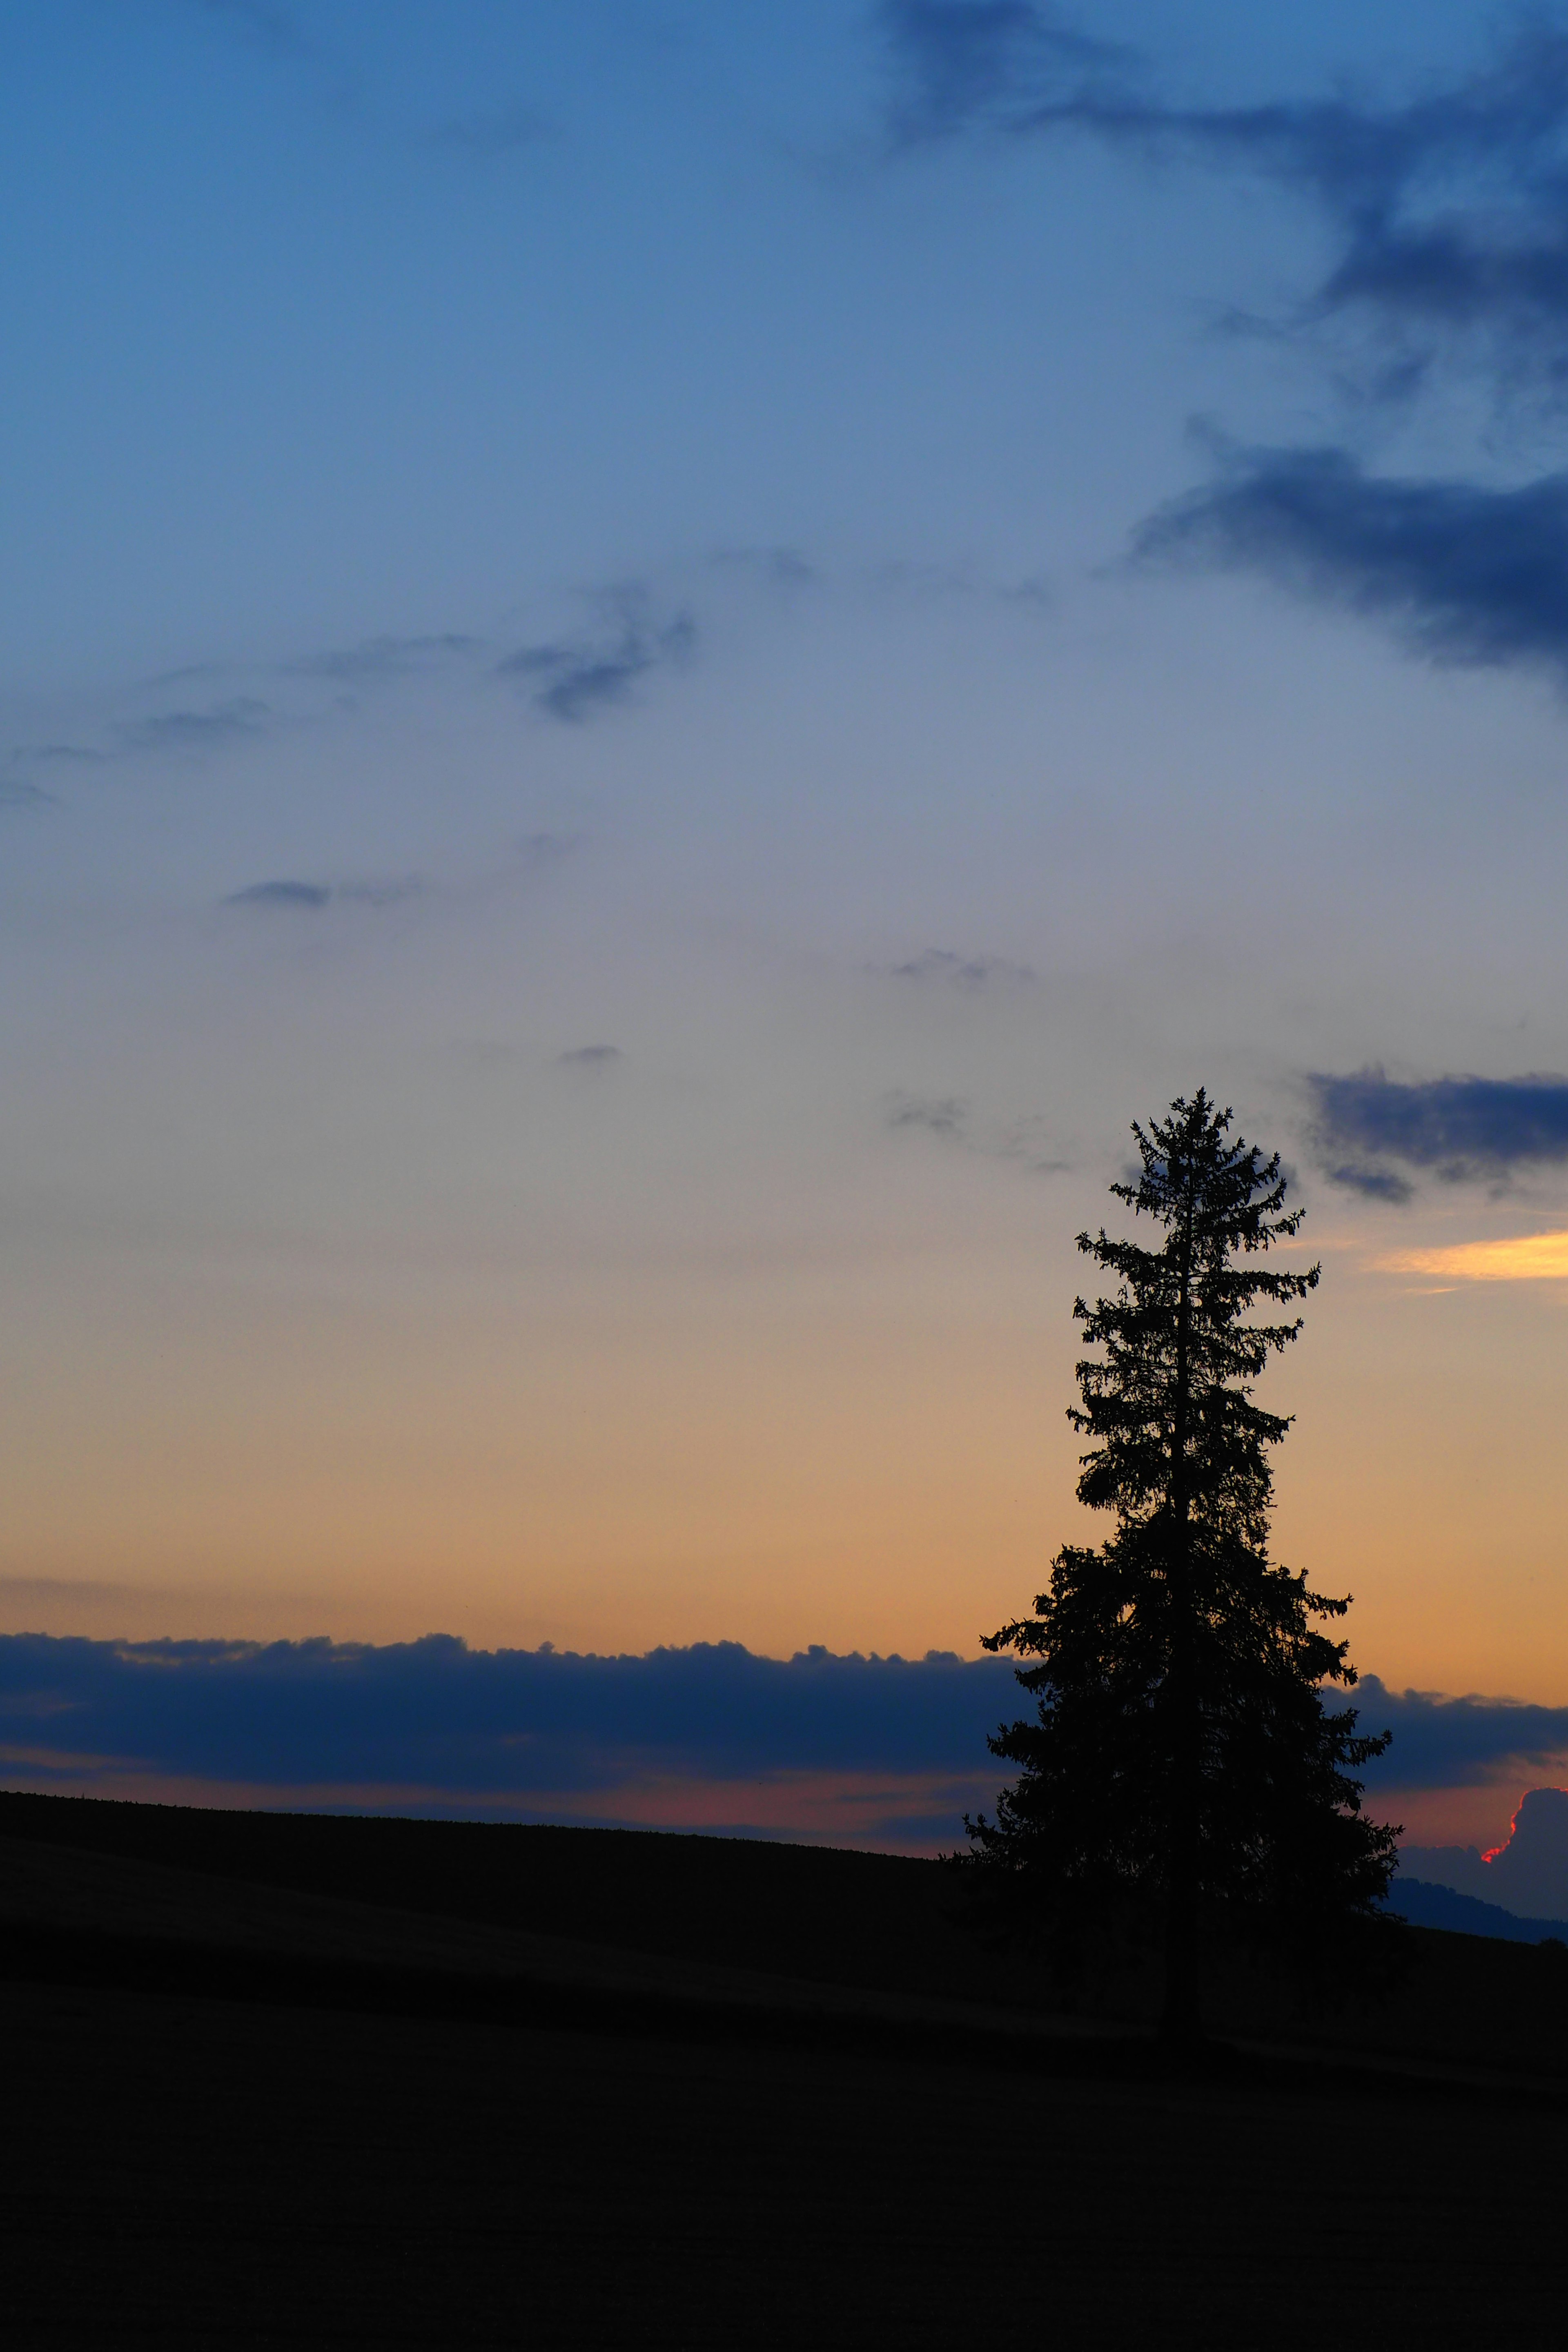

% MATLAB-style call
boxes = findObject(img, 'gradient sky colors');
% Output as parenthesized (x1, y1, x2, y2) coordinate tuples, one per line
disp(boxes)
(5, 3, 1568, 1845)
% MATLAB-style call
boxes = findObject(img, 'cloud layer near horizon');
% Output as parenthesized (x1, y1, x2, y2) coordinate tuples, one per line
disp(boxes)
(0, 1636, 1559, 1850)
(0, 1633, 1017, 1846)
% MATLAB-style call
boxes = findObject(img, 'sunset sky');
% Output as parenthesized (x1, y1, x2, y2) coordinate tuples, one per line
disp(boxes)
(5, 2, 1568, 1846)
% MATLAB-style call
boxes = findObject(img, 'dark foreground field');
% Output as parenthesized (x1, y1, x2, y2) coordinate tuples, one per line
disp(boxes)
(3, 1793, 1566, 2347)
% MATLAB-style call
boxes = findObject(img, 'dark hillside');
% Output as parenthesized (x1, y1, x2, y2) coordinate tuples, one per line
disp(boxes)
(0, 1788, 1033, 2008)
(5, 1787, 1568, 2082)
(4, 1789, 1568, 2343)
(1390, 1874, 1568, 1942)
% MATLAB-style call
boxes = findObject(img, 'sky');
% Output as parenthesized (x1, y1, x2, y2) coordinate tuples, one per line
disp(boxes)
(6, 1, 1568, 1849)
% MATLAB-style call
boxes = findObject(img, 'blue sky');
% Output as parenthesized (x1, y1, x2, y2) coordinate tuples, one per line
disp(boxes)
(6, 4, 1568, 1845)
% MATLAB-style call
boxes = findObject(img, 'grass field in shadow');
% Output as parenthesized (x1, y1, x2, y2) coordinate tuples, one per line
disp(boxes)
(3, 1790, 1566, 2345)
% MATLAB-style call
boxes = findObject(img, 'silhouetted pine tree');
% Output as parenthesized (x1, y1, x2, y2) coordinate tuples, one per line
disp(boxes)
(967, 1090, 1398, 2040)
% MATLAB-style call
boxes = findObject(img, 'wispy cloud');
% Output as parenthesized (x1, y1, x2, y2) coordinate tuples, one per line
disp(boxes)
(519, 830, 580, 869)
(710, 545, 818, 588)
(557, 1045, 624, 1069)
(499, 591, 697, 723)
(875, 16, 1568, 685)
(284, 635, 481, 681)
(8, 743, 105, 771)
(7, 623, 480, 779)
(115, 697, 271, 754)
(225, 877, 422, 912)
(1309, 1068, 1568, 1196)
(890, 947, 1037, 988)
(887, 1090, 970, 1138)
(225, 880, 332, 910)
(878, 0, 1129, 147)
(1134, 24, 1568, 389)
(5, 695, 273, 775)
(883, 14, 1568, 389)
(183, 0, 312, 56)
(885, 1090, 1068, 1174)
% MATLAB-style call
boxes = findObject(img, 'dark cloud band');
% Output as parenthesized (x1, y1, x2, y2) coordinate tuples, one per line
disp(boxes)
(0, 1634, 1015, 1801)
(0, 1636, 1553, 1832)
(1355, 1678, 1568, 1789)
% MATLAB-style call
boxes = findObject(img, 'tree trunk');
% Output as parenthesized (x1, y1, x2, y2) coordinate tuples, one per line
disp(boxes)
(1160, 1176, 1203, 2046)
(1160, 1866, 1202, 2045)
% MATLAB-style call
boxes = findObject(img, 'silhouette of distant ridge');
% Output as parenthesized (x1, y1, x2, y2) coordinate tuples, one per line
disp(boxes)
(1390, 1878, 1568, 1945)
(1401, 1788, 1568, 1918)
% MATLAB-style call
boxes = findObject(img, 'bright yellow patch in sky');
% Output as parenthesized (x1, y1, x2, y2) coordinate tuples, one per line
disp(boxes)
(1378, 1231, 1568, 1281)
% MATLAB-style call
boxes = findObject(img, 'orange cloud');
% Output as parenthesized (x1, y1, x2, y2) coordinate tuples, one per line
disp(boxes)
(1376, 1230, 1568, 1282)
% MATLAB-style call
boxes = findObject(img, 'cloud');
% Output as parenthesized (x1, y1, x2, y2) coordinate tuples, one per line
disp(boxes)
(878, 1, 1128, 147)
(1308, 1068, 1568, 1194)
(0, 1632, 1016, 1842)
(225, 880, 333, 910)
(1136, 445, 1568, 680)
(557, 1045, 624, 1068)
(1355, 1677, 1568, 1791)
(7, 695, 272, 775)
(9, 1621, 1568, 1859)
(115, 697, 271, 753)
(1, 1631, 1559, 1852)
(0, 1633, 1018, 1788)
(880, 11, 1568, 429)
(1377, 1231, 1568, 1283)
(887, 1090, 970, 1137)
(224, 877, 423, 912)
(519, 830, 579, 867)
(885, 1090, 1068, 1176)
(8, 744, 105, 770)
(499, 595, 697, 723)
(1402, 1785, 1568, 1919)
(284, 635, 481, 681)
(1154, 25, 1568, 381)
(1330, 1165, 1415, 1205)
(711, 545, 817, 588)
(891, 947, 1037, 987)
(0, 780, 56, 811)
(875, 18, 1568, 684)
(0, 1577, 141, 1609)
(890, 16, 1568, 374)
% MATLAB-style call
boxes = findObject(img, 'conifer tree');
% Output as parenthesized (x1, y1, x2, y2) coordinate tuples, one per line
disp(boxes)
(967, 1090, 1398, 2040)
